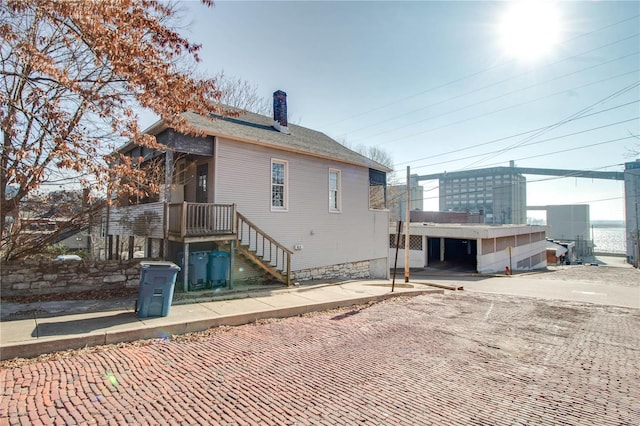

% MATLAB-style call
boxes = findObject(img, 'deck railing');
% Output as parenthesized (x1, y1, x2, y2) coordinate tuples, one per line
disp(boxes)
(167, 202, 235, 237)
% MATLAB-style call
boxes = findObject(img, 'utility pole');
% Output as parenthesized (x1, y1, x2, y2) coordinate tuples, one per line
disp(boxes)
(392, 221, 402, 292)
(636, 200, 639, 268)
(404, 166, 410, 283)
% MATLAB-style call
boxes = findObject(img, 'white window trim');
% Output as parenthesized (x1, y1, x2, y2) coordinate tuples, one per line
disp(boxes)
(271, 158, 288, 212)
(329, 168, 341, 213)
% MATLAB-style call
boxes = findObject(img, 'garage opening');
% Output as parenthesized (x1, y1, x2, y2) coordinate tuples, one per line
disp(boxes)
(427, 237, 477, 272)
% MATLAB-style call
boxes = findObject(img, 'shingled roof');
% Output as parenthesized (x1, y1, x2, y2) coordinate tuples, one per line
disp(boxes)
(143, 109, 391, 172)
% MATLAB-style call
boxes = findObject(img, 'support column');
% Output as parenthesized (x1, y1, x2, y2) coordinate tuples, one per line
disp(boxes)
(229, 240, 235, 290)
(165, 150, 174, 203)
(183, 242, 190, 292)
(440, 238, 445, 262)
(128, 235, 135, 260)
(108, 235, 113, 260)
(424, 237, 429, 267)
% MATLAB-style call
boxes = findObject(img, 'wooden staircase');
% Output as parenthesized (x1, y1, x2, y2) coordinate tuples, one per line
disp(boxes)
(236, 212, 293, 285)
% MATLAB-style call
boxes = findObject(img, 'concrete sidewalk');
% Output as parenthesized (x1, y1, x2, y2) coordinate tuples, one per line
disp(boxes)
(0, 280, 445, 361)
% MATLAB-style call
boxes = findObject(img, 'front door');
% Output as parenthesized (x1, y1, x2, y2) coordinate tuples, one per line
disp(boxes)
(196, 163, 208, 203)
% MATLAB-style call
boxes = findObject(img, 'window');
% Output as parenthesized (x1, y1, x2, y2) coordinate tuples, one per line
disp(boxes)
(329, 169, 341, 212)
(369, 169, 387, 210)
(196, 163, 208, 203)
(271, 159, 287, 210)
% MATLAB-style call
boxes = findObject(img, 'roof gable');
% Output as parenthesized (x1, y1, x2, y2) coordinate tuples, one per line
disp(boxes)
(145, 109, 391, 172)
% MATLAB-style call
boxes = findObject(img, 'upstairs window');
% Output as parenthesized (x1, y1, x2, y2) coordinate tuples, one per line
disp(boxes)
(369, 168, 387, 210)
(329, 169, 341, 212)
(271, 159, 288, 211)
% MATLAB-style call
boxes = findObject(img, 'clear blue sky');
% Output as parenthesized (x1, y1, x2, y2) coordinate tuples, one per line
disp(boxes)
(145, 1, 640, 221)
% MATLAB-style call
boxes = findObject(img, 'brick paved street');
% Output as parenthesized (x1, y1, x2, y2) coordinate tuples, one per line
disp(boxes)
(1, 292, 639, 425)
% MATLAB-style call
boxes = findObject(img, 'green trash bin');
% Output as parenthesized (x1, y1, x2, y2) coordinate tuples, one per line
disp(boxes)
(136, 261, 180, 318)
(208, 251, 230, 288)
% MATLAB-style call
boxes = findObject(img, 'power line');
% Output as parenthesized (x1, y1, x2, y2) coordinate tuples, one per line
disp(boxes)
(465, 80, 640, 169)
(567, 196, 625, 204)
(397, 116, 638, 172)
(345, 39, 639, 142)
(393, 100, 639, 168)
(320, 14, 640, 129)
(376, 70, 640, 149)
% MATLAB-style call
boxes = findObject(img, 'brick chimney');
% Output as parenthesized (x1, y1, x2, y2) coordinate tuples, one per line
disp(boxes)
(272, 90, 290, 134)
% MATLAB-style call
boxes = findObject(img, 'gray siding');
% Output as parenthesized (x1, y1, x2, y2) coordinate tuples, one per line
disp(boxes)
(106, 202, 164, 239)
(214, 138, 389, 272)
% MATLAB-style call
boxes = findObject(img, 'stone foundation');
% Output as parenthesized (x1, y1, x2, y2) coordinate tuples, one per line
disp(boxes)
(292, 260, 372, 282)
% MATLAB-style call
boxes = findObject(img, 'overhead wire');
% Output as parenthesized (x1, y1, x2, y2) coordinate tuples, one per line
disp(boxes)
(321, 13, 640, 130)
(464, 79, 640, 169)
(366, 15, 639, 218)
(376, 69, 640, 149)
(396, 116, 638, 172)
(345, 39, 639, 142)
(393, 99, 640, 167)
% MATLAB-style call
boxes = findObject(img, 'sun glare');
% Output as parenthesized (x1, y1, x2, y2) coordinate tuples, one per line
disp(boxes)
(498, 1, 562, 61)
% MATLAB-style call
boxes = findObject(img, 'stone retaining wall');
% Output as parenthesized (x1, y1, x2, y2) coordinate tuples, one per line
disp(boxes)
(1, 259, 143, 298)
(2, 257, 387, 298)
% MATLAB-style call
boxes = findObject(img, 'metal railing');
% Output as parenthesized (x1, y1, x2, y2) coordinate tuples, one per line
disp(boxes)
(167, 202, 235, 237)
(237, 212, 292, 284)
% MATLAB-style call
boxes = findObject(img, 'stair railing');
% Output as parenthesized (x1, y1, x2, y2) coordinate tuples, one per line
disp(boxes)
(236, 212, 292, 285)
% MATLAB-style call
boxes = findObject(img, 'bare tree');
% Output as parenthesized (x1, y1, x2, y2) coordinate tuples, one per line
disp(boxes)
(339, 142, 395, 211)
(1, 0, 232, 260)
(213, 71, 271, 115)
(354, 144, 394, 170)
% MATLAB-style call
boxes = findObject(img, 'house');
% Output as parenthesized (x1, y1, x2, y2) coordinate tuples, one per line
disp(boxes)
(6, 190, 93, 257)
(104, 91, 391, 290)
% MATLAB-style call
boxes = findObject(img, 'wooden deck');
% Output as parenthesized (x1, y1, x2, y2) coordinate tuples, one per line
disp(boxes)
(167, 202, 235, 241)
(107, 202, 291, 284)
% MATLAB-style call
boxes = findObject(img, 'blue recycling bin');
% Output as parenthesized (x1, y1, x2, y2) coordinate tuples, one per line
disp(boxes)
(176, 251, 209, 291)
(208, 251, 230, 288)
(137, 261, 180, 318)
(189, 251, 209, 290)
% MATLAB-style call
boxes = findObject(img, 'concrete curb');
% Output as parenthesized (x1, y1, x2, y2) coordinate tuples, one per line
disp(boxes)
(0, 288, 443, 360)
(417, 282, 464, 291)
